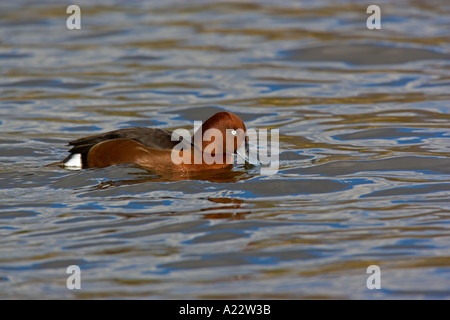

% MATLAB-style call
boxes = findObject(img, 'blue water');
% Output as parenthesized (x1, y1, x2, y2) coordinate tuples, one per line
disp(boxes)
(0, 0, 449, 299)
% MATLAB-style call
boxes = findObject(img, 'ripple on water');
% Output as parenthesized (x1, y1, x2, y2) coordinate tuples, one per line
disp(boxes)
(0, 0, 449, 299)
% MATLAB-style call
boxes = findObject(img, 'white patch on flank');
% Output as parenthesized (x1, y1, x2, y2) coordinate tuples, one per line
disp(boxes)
(64, 153, 82, 170)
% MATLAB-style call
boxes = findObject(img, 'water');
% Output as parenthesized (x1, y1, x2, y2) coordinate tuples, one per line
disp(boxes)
(0, 0, 449, 299)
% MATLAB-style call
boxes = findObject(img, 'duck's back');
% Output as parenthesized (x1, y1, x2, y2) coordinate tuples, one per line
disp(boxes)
(63, 127, 185, 169)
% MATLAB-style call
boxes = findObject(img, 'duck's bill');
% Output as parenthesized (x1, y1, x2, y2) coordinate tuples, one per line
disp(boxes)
(236, 140, 261, 165)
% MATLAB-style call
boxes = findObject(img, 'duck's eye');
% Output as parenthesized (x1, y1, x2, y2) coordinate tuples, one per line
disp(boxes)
(231, 129, 237, 136)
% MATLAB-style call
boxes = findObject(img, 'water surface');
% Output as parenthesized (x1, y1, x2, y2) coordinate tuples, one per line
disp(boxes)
(0, 0, 449, 299)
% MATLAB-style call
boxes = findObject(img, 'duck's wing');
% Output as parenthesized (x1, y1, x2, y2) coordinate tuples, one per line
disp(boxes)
(67, 127, 182, 155)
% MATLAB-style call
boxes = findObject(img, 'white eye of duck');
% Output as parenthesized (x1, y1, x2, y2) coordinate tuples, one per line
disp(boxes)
(231, 129, 237, 136)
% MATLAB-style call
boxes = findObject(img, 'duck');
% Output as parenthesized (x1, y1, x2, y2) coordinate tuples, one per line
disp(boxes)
(61, 111, 253, 173)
